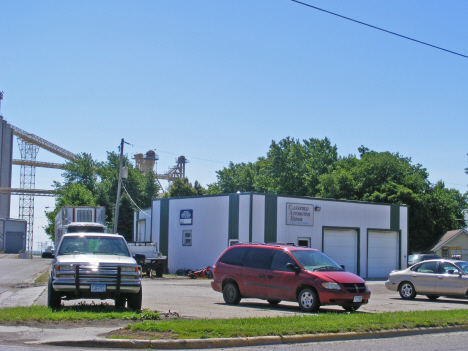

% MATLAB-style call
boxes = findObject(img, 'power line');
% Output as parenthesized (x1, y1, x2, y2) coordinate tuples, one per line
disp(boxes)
(291, 0, 468, 59)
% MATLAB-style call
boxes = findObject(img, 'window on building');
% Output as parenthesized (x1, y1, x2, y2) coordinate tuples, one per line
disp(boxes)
(182, 230, 192, 246)
(297, 237, 311, 248)
(229, 239, 239, 246)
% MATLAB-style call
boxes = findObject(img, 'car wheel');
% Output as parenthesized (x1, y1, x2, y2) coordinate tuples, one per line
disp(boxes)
(114, 296, 126, 308)
(297, 287, 320, 312)
(222, 282, 241, 305)
(426, 295, 440, 300)
(343, 306, 360, 312)
(127, 286, 143, 310)
(267, 300, 281, 305)
(399, 282, 416, 300)
(47, 277, 61, 309)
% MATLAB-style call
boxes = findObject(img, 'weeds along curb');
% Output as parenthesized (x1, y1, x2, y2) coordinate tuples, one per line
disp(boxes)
(35, 325, 468, 349)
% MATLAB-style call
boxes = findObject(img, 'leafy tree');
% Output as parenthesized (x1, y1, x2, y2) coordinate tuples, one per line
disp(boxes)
(44, 151, 160, 242)
(317, 148, 467, 252)
(164, 178, 202, 197)
(214, 136, 337, 196)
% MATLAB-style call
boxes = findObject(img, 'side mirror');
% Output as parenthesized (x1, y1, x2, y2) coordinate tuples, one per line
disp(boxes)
(340, 265, 346, 270)
(286, 263, 300, 273)
(42, 252, 55, 259)
(133, 254, 145, 265)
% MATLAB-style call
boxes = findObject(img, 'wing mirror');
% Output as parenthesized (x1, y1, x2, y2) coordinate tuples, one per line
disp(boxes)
(340, 265, 346, 270)
(286, 263, 300, 273)
(133, 254, 145, 266)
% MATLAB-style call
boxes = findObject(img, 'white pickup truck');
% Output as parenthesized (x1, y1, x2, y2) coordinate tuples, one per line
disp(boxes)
(127, 242, 167, 278)
(43, 233, 143, 309)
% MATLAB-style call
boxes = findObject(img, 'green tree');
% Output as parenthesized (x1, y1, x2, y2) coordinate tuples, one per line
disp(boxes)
(44, 182, 96, 240)
(317, 148, 467, 252)
(165, 178, 199, 197)
(45, 151, 160, 241)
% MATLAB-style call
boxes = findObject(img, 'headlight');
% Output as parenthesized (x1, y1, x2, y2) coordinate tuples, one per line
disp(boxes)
(56, 264, 75, 272)
(121, 266, 139, 272)
(322, 282, 341, 290)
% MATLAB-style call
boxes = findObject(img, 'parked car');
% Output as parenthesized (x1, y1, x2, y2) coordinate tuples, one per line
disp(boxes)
(43, 233, 143, 309)
(385, 259, 468, 300)
(407, 254, 441, 266)
(211, 243, 371, 312)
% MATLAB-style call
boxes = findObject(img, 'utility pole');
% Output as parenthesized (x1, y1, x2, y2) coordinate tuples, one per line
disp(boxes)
(113, 138, 124, 234)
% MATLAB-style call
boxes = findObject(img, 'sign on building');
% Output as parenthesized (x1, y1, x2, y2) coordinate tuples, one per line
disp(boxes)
(286, 203, 314, 226)
(180, 210, 193, 225)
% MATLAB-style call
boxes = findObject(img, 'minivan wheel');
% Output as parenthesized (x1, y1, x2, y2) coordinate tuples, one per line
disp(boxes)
(223, 282, 241, 305)
(298, 287, 320, 312)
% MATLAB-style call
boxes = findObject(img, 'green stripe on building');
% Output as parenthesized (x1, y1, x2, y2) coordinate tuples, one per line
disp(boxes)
(264, 194, 277, 243)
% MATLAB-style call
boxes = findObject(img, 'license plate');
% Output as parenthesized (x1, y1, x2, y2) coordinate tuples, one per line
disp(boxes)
(353, 296, 362, 303)
(91, 284, 106, 293)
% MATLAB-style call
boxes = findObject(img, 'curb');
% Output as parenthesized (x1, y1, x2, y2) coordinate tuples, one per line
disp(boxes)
(32, 325, 468, 349)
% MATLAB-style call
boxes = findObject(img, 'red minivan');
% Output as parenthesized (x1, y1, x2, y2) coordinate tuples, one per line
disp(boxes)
(211, 243, 370, 312)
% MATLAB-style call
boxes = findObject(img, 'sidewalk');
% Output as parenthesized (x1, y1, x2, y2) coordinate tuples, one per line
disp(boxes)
(25, 325, 468, 349)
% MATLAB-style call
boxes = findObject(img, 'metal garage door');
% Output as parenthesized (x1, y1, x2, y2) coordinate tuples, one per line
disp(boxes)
(367, 231, 399, 278)
(4, 232, 24, 254)
(323, 229, 358, 274)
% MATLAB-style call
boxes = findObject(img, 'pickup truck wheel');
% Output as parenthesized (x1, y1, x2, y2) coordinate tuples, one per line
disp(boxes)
(114, 297, 126, 308)
(47, 277, 61, 309)
(127, 286, 142, 310)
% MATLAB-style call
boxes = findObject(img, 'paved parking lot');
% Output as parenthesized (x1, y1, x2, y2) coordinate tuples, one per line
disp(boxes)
(2, 257, 468, 317)
(131, 277, 468, 319)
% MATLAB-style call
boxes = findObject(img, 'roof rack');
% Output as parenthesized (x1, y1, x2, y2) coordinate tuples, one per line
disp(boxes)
(234, 242, 296, 247)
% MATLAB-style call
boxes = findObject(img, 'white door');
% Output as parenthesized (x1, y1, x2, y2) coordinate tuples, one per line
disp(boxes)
(367, 231, 399, 278)
(323, 229, 358, 274)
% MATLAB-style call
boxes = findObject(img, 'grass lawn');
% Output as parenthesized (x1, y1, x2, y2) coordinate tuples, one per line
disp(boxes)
(1, 306, 467, 340)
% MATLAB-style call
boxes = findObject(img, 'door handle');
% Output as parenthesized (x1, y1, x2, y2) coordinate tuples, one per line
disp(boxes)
(266, 275, 274, 279)
(258, 274, 265, 278)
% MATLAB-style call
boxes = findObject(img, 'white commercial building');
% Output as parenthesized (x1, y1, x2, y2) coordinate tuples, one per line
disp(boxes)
(134, 193, 408, 279)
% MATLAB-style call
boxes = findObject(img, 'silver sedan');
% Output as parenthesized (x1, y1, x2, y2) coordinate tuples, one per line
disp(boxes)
(385, 259, 468, 300)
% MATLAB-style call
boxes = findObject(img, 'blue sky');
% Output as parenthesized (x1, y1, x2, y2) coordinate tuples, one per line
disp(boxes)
(1, 1, 467, 248)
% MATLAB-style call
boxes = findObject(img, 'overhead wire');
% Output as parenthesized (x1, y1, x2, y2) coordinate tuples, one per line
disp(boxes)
(291, 0, 468, 59)
(121, 182, 151, 217)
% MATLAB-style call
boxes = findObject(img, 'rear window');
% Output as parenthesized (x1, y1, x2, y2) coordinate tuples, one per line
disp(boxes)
(67, 226, 105, 233)
(219, 247, 248, 266)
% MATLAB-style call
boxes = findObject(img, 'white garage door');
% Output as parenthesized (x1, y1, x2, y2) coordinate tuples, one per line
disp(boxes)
(323, 229, 358, 274)
(367, 231, 399, 278)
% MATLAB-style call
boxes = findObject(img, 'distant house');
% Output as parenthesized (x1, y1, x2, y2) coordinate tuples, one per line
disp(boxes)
(429, 229, 468, 259)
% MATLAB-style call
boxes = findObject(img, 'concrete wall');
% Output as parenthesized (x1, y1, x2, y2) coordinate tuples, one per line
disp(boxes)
(0, 116, 13, 219)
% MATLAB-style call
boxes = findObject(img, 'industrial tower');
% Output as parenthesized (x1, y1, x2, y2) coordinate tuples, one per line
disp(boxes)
(9, 125, 76, 256)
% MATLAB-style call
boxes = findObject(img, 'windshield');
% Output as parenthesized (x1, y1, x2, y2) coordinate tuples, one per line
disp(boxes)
(58, 235, 130, 256)
(455, 261, 468, 274)
(291, 250, 344, 272)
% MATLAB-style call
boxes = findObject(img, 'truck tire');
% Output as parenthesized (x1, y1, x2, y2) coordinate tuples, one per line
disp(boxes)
(156, 267, 164, 278)
(114, 297, 126, 308)
(127, 286, 142, 310)
(47, 277, 61, 309)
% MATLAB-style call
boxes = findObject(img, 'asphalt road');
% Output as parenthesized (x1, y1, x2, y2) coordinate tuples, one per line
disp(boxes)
(2, 256, 468, 317)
